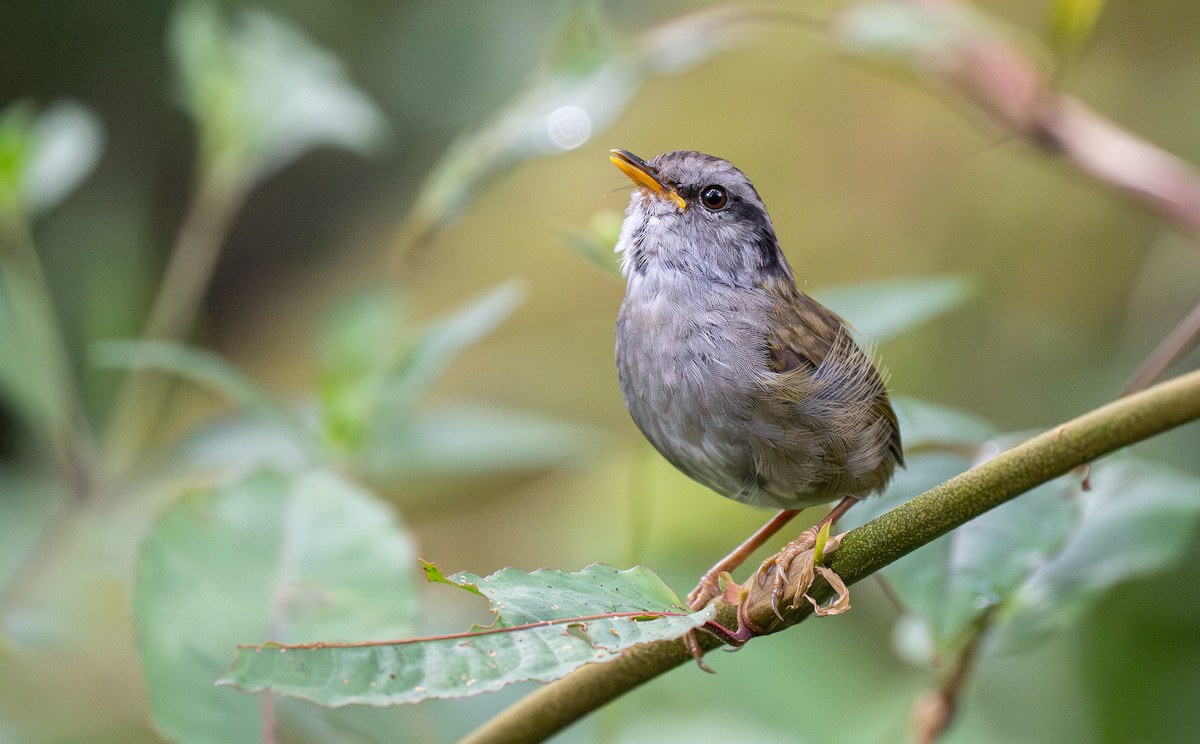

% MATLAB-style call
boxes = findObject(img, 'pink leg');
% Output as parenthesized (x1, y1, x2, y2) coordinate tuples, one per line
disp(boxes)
(683, 508, 799, 672)
(687, 509, 800, 609)
(759, 495, 861, 620)
(684, 499, 861, 670)
(820, 496, 859, 530)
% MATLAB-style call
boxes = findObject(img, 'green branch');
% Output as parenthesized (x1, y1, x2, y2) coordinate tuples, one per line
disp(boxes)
(462, 368, 1200, 744)
(101, 163, 241, 474)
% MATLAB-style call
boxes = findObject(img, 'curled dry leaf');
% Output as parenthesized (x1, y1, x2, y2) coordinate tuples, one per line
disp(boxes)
(753, 529, 851, 623)
(812, 565, 851, 617)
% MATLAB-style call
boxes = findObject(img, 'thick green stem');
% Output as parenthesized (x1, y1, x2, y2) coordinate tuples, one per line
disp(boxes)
(826, 368, 1200, 581)
(462, 368, 1200, 744)
(0, 210, 95, 494)
(102, 163, 242, 474)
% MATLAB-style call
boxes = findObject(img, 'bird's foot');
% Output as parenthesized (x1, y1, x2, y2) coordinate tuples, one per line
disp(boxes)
(756, 523, 850, 621)
(682, 571, 741, 673)
(681, 630, 714, 673)
(686, 569, 735, 612)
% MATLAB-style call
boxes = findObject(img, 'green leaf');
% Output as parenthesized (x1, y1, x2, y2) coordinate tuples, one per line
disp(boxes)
(544, 1, 620, 76)
(93, 339, 294, 424)
(558, 210, 624, 276)
(94, 339, 320, 467)
(170, 413, 314, 475)
(21, 101, 104, 216)
(169, 1, 386, 188)
(398, 4, 771, 250)
(819, 275, 973, 343)
(993, 458, 1200, 652)
(0, 266, 71, 443)
(316, 289, 405, 450)
(0, 103, 98, 452)
(396, 6, 628, 249)
(368, 401, 594, 479)
(1048, 0, 1105, 55)
(318, 290, 404, 381)
(445, 564, 693, 627)
(0, 99, 103, 216)
(891, 395, 996, 452)
(842, 423, 1067, 654)
(420, 560, 482, 596)
(221, 564, 716, 707)
(133, 468, 418, 742)
(381, 281, 525, 414)
(0, 102, 33, 211)
(897, 474, 1078, 654)
(833, 2, 983, 63)
(315, 282, 525, 452)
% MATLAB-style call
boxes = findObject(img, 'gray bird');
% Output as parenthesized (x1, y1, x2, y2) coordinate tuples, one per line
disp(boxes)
(610, 149, 903, 612)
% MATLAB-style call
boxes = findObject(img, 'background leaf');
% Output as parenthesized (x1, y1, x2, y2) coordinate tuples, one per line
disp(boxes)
(557, 209, 624, 276)
(133, 467, 418, 742)
(169, 413, 315, 478)
(93, 339, 296, 425)
(891, 395, 996, 451)
(316, 282, 525, 452)
(367, 401, 594, 479)
(993, 458, 1200, 652)
(0, 101, 98, 452)
(1048, 0, 1106, 55)
(397, 4, 773, 250)
(169, 1, 385, 188)
(0, 99, 103, 217)
(380, 281, 525, 416)
(0, 267, 73, 445)
(832, 1, 984, 63)
(819, 275, 974, 343)
(315, 288, 404, 451)
(21, 101, 104, 217)
(222, 564, 715, 707)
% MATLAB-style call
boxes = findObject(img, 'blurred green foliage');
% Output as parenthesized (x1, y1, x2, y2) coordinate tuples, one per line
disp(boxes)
(1049, 0, 1106, 57)
(135, 468, 419, 743)
(1, 1, 1199, 743)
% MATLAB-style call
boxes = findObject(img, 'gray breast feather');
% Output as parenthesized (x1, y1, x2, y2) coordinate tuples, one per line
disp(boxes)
(618, 299, 895, 508)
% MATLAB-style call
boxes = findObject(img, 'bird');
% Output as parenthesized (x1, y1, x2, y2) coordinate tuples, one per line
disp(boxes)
(609, 148, 903, 621)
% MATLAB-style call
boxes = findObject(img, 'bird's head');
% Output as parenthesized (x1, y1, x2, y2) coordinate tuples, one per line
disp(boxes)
(609, 149, 794, 288)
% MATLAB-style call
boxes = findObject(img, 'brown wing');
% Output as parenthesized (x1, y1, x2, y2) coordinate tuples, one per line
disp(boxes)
(765, 283, 845, 374)
(761, 278, 904, 474)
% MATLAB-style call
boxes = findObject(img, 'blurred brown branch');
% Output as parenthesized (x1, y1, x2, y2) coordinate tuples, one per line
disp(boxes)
(853, 0, 1200, 394)
(878, 0, 1200, 237)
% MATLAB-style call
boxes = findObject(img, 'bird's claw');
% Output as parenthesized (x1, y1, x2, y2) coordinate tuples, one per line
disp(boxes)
(755, 526, 850, 620)
(683, 522, 851, 669)
(682, 630, 715, 673)
(686, 571, 724, 611)
(683, 571, 738, 673)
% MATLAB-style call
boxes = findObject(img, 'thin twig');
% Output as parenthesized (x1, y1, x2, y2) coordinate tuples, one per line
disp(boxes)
(0, 213, 96, 494)
(914, 613, 990, 743)
(1122, 300, 1200, 395)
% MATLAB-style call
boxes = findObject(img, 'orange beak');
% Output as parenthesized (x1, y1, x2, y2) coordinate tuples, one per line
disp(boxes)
(609, 149, 687, 211)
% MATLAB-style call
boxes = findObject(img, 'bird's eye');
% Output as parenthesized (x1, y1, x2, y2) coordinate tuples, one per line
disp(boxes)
(700, 185, 728, 210)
